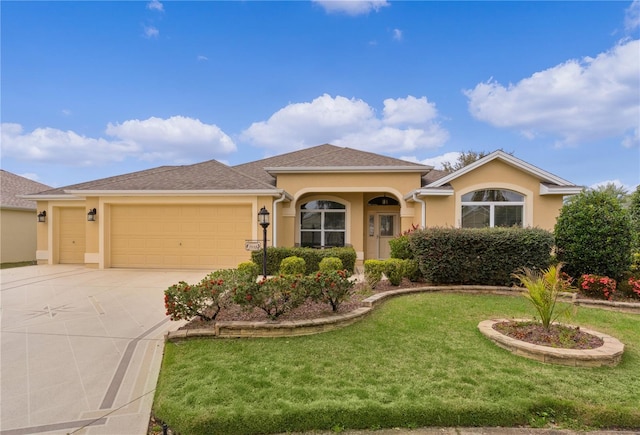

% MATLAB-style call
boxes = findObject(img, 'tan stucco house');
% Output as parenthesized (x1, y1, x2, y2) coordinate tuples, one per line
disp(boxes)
(23, 144, 582, 270)
(1, 170, 52, 264)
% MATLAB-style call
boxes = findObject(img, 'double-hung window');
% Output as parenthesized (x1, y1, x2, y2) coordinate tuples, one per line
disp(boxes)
(461, 189, 524, 228)
(300, 200, 346, 247)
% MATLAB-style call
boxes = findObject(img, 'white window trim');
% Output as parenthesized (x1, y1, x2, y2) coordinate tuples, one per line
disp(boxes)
(297, 195, 350, 247)
(455, 183, 533, 228)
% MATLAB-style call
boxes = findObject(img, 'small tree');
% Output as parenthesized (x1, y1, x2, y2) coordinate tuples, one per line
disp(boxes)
(513, 264, 573, 329)
(555, 190, 632, 280)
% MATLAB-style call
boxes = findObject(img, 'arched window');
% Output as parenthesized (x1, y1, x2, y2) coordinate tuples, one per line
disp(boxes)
(461, 189, 524, 228)
(300, 200, 346, 247)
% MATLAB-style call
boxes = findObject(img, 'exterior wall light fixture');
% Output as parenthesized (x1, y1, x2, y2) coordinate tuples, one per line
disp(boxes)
(87, 208, 97, 222)
(37, 211, 47, 223)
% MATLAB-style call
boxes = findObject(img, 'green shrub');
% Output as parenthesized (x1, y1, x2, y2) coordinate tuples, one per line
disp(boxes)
(232, 274, 306, 320)
(384, 258, 406, 286)
(364, 259, 386, 289)
(319, 256, 343, 272)
(618, 272, 640, 299)
(252, 246, 356, 275)
(578, 274, 617, 300)
(404, 259, 422, 282)
(389, 235, 412, 260)
(410, 227, 554, 286)
(629, 186, 640, 251)
(164, 269, 250, 322)
(306, 269, 354, 312)
(555, 190, 632, 281)
(237, 261, 259, 280)
(280, 256, 306, 275)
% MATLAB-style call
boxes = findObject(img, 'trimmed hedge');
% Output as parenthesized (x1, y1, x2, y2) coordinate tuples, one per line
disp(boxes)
(409, 227, 554, 286)
(252, 246, 356, 276)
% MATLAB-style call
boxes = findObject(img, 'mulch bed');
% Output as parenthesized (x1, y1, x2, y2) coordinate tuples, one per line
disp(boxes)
(493, 320, 604, 349)
(178, 279, 426, 330)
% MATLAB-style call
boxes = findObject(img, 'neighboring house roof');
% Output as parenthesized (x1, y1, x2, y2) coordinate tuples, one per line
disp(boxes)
(234, 144, 432, 185)
(414, 150, 583, 197)
(0, 170, 51, 210)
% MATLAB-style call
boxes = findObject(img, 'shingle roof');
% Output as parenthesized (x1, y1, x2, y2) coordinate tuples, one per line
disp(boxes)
(26, 144, 437, 197)
(422, 169, 450, 184)
(0, 170, 52, 209)
(30, 160, 278, 196)
(233, 144, 431, 185)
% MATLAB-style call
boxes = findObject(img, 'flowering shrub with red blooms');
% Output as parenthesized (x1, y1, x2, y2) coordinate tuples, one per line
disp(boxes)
(628, 277, 640, 299)
(579, 274, 617, 300)
(164, 269, 247, 321)
(232, 274, 306, 320)
(306, 269, 354, 312)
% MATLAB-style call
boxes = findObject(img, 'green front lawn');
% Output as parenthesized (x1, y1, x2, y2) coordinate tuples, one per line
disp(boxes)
(153, 293, 640, 435)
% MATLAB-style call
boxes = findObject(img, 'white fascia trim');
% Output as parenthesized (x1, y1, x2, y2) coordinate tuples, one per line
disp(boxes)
(265, 166, 432, 174)
(428, 150, 577, 188)
(63, 189, 291, 198)
(405, 188, 454, 200)
(539, 184, 584, 196)
(18, 194, 82, 201)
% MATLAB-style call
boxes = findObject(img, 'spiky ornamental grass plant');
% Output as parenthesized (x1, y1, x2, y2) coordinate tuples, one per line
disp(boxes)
(512, 264, 573, 329)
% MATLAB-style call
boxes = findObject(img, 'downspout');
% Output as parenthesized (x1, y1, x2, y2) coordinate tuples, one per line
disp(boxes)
(272, 192, 287, 247)
(412, 191, 426, 228)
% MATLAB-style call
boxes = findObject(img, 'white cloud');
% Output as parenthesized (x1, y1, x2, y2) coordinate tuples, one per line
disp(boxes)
(626, 0, 640, 32)
(401, 152, 462, 170)
(392, 28, 403, 41)
(197, 55, 209, 61)
(106, 116, 236, 161)
(1, 116, 235, 167)
(1, 123, 139, 166)
(465, 39, 640, 148)
(240, 94, 449, 154)
(312, 0, 389, 16)
(147, 0, 164, 12)
(143, 26, 159, 39)
(590, 179, 634, 193)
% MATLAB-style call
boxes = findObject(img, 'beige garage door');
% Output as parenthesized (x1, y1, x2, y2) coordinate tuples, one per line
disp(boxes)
(58, 208, 85, 264)
(110, 204, 252, 269)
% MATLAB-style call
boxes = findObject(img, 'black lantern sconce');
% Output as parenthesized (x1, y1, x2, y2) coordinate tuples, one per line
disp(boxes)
(37, 210, 47, 223)
(258, 206, 270, 279)
(87, 208, 97, 222)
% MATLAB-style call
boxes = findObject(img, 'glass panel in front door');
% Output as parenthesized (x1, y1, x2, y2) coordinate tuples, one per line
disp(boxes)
(379, 215, 395, 237)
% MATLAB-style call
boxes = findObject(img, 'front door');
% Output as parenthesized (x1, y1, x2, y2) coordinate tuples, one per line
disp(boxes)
(367, 213, 399, 259)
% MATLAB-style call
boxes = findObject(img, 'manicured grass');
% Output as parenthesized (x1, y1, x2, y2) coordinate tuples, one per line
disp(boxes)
(153, 293, 640, 435)
(0, 260, 36, 269)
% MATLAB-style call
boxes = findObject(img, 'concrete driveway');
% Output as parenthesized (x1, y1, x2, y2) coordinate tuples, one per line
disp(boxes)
(0, 265, 209, 435)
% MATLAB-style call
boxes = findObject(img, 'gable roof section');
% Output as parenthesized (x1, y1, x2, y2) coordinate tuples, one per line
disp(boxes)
(0, 170, 52, 210)
(234, 144, 432, 184)
(25, 160, 285, 199)
(419, 150, 582, 196)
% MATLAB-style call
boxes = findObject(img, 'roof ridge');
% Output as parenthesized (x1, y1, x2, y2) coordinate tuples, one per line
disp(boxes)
(189, 159, 278, 189)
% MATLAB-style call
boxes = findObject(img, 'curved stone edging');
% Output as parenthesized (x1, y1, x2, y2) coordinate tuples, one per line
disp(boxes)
(165, 285, 640, 342)
(478, 319, 625, 367)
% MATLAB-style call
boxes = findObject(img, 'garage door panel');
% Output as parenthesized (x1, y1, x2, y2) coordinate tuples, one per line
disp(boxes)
(111, 204, 252, 269)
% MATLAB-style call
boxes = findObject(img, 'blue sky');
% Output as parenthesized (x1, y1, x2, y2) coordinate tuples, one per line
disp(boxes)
(2, 0, 639, 191)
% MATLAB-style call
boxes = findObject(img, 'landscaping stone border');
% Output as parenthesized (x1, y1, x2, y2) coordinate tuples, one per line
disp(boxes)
(164, 285, 640, 342)
(478, 319, 625, 367)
